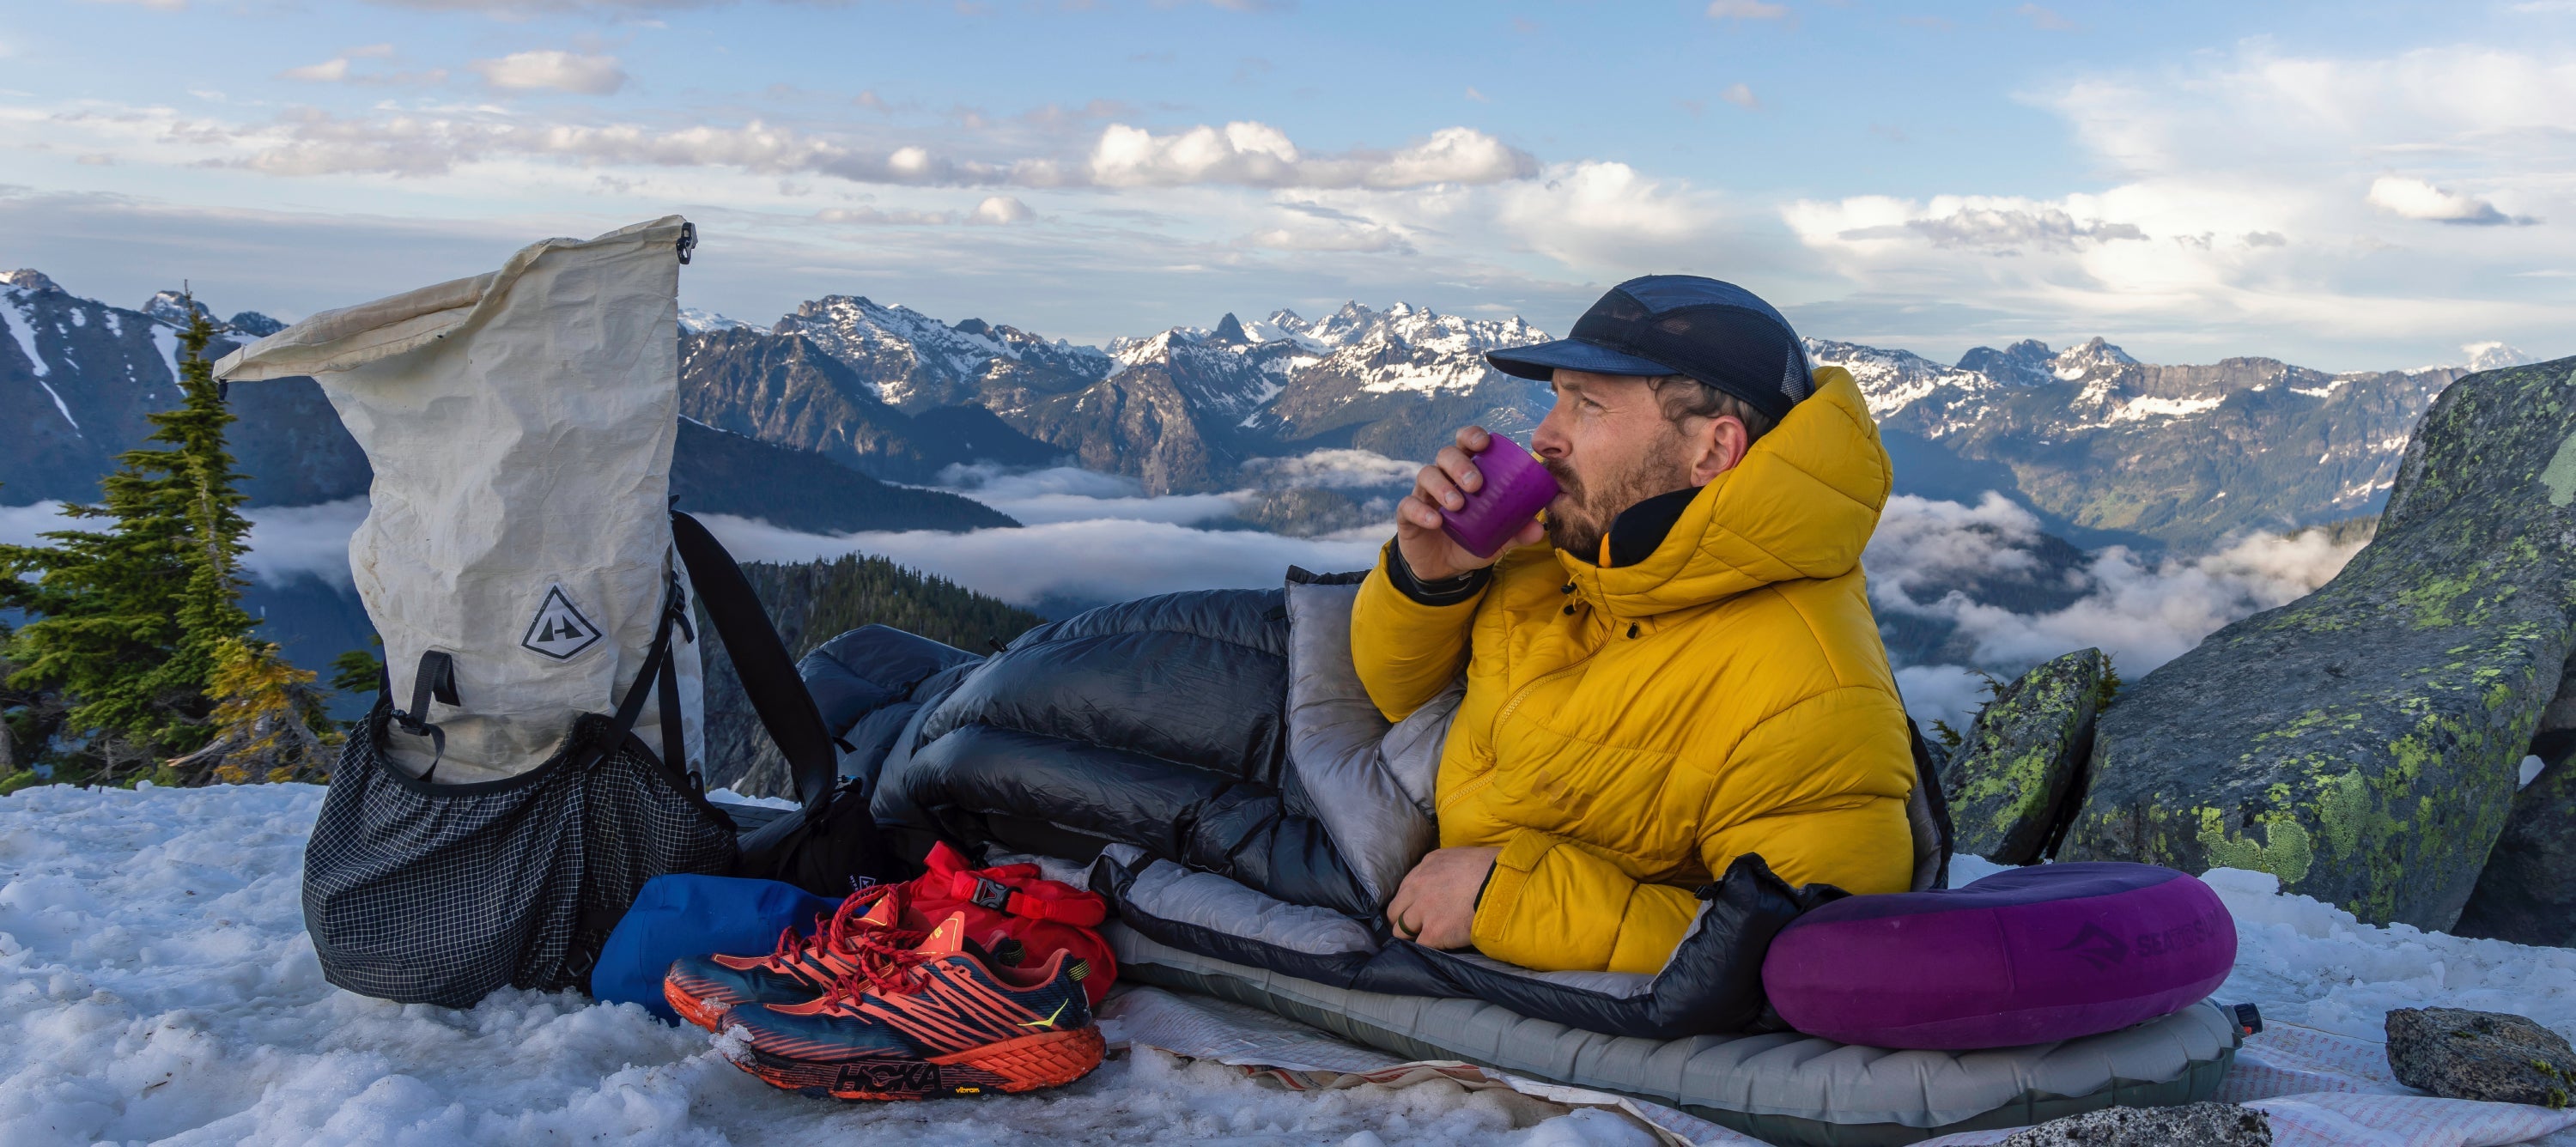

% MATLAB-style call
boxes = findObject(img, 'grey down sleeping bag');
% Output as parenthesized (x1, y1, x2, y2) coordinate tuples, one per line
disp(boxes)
(811, 572, 2239, 1144)
(832, 569, 1947, 1038)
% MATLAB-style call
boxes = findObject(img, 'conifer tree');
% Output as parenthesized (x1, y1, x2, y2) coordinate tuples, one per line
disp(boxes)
(0, 298, 260, 776)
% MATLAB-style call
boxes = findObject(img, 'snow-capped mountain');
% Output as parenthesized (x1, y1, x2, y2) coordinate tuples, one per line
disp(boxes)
(1807, 336, 2462, 547)
(678, 287, 2476, 547)
(5, 259, 2509, 553)
(682, 297, 1553, 496)
(773, 294, 1110, 410)
(1, 269, 362, 507)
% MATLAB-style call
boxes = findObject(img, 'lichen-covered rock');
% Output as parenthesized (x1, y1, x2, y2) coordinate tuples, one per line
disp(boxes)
(2063, 357, 2576, 930)
(1941, 648, 2108, 864)
(1997, 1101, 2271, 1146)
(2454, 746, 2576, 947)
(2386, 1007, 2576, 1108)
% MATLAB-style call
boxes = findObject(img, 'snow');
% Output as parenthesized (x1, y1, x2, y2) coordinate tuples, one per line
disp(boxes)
(706, 787, 799, 810)
(9, 783, 2572, 1146)
(3, 288, 51, 378)
(34, 380, 79, 432)
(2100, 393, 2227, 424)
(677, 307, 750, 335)
(0, 784, 1647, 1145)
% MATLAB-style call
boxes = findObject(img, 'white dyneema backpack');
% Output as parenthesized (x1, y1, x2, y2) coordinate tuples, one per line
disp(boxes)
(220, 218, 878, 1006)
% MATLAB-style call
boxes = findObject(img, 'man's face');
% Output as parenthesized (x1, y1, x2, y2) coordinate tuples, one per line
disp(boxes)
(1528, 370, 1701, 558)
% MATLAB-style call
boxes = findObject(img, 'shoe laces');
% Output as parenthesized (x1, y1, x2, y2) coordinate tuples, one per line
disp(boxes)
(765, 883, 902, 970)
(814, 929, 937, 1008)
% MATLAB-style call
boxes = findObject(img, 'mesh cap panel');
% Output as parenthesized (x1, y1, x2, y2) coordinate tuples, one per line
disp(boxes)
(1567, 278, 1813, 421)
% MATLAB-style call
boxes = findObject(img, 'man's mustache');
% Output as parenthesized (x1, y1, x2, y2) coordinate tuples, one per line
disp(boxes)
(1542, 458, 1583, 501)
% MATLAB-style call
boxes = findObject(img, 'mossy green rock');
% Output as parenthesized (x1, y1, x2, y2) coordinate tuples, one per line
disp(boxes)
(1940, 648, 2108, 865)
(2063, 357, 2576, 931)
(2452, 750, 2575, 947)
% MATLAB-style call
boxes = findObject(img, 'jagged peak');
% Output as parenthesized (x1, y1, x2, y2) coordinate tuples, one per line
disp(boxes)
(1209, 313, 1249, 344)
(227, 311, 285, 337)
(677, 307, 750, 336)
(143, 289, 216, 328)
(1, 268, 60, 294)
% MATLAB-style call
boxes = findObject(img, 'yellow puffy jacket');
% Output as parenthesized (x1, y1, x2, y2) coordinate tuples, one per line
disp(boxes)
(1350, 367, 1916, 974)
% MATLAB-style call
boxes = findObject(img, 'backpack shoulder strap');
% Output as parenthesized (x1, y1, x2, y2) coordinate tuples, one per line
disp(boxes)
(669, 510, 839, 810)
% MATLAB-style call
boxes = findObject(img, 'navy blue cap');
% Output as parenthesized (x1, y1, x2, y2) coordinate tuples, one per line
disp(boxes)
(1486, 275, 1814, 422)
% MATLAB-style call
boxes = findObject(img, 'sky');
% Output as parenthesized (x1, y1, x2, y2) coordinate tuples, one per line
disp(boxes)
(3, 0, 2573, 370)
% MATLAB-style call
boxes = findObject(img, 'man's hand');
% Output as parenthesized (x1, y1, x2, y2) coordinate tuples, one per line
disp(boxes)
(1386, 846, 1501, 950)
(1396, 425, 1547, 582)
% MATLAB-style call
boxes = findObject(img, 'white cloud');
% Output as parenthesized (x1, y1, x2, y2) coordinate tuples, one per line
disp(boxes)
(84, 0, 187, 9)
(696, 513, 1382, 609)
(2462, 341, 2534, 370)
(1237, 449, 1418, 490)
(968, 195, 1033, 225)
(240, 500, 368, 586)
(1705, 0, 1787, 21)
(469, 51, 628, 95)
(1776, 41, 2576, 365)
(1720, 83, 1760, 111)
(1865, 492, 2366, 680)
(2364, 175, 2531, 226)
(278, 58, 352, 82)
(1494, 161, 1721, 270)
(816, 205, 956, 226)
(1820, 199, 2148, 252)
(932, 464, 1243, 526)
(1240, 210, 1411, 253)
(0, 499, 363, 587)
(1084, 122, 1534, 189)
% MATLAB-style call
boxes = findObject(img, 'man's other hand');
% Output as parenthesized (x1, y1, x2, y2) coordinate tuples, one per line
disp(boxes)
(1386, 846, 1500, 950)
(1396, 425, 1546, 582)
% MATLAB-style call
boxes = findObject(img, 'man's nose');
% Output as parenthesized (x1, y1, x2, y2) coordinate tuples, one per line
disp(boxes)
(1531, 404, 1571, 458)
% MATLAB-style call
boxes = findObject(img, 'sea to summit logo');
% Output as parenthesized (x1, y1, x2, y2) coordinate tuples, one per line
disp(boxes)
(2055, 922, 2130, 970)
(521, 585, 604, 660)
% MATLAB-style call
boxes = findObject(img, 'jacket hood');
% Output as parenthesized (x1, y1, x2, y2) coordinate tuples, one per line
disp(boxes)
(1557, 366, 1891, 616)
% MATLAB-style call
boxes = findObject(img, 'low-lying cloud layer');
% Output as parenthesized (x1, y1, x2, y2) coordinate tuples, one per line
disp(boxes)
(3, 478, 2366, 732)
(1866, 492, 2366, 726)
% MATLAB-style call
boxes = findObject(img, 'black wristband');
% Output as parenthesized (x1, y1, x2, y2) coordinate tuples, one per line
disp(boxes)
(1385, 540, 1490, 606)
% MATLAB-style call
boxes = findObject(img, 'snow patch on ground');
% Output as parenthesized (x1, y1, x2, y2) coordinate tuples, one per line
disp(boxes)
(0, 784, 1648, 1145)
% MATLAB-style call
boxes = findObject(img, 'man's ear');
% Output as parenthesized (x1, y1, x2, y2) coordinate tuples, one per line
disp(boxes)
(1692, 415, 1750, 485)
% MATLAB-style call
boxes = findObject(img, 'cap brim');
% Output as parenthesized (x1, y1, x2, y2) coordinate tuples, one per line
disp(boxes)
(1485, 337, 1679, 381)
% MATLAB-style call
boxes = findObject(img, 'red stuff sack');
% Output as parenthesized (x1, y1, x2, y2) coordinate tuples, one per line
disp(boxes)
(904, 842, 1116, 1006)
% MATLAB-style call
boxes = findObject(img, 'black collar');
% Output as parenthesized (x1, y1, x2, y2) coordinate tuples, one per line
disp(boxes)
(1599, 487, 1701, 567)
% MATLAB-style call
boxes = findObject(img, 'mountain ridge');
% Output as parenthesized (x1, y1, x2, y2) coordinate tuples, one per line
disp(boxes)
(6, 263, 2517, 551)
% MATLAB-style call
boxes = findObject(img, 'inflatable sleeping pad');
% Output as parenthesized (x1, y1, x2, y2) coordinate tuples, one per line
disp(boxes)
(810, 575, 2240, 1144)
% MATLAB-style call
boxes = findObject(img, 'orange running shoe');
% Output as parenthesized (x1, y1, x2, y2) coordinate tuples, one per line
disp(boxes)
(725, 910, 1104, 1101)
(663, 883, 916, 1033)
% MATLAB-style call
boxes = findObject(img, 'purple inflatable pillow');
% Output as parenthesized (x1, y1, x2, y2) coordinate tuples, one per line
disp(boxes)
(1760, 862, 2235, 1049)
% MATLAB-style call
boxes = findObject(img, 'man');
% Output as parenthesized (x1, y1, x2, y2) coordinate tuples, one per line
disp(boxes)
(1352, 275, 1917, 975)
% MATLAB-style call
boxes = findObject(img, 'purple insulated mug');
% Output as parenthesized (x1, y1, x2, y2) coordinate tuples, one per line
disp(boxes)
(1439, 437, 1561, 559)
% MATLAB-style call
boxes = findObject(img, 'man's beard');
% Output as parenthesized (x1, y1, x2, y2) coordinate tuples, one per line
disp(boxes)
(1541, 440, 1694, 560)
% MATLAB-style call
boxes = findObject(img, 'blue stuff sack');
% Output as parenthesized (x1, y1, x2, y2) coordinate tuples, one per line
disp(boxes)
(592, 873, 834, 1023)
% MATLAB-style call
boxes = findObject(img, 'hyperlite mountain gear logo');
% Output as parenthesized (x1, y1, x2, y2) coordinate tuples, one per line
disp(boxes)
(521, 585, 604, 660)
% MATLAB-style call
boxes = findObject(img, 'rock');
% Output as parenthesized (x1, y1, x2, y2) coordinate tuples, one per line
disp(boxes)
(2063, 357, 2576, 930)
(1997, 1102, 2271, 1146)
(1940, 648, 2109, 865)
(2453, 739, 2576, 947)
(2385, 1007, 2576, 1108)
